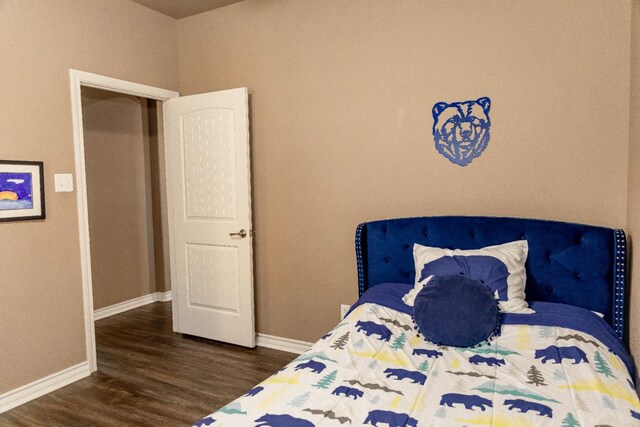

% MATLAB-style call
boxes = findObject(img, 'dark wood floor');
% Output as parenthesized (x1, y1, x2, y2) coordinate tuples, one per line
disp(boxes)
(0, 302, 295, 426)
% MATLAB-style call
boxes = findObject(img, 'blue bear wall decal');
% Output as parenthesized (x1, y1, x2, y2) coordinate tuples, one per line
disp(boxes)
(432, 97, 491, 166)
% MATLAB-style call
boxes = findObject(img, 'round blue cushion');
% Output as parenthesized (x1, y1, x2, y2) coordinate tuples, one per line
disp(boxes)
(413, 274, 499, 347)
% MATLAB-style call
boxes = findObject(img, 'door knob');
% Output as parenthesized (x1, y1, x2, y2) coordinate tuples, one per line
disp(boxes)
(230, 229, 247, 238)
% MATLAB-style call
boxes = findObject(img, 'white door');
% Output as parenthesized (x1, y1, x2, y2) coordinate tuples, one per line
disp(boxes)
(165, 88, 254, 347)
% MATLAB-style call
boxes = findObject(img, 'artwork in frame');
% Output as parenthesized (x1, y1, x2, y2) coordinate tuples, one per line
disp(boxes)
(0, 160, 45, 222)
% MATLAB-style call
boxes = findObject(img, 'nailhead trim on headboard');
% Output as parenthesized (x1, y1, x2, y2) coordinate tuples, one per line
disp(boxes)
(613, 229, 626, 340)
(356, 223, 366, 296)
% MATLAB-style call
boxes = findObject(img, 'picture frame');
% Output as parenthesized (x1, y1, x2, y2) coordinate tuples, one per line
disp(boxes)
(0, 160, 45, 222)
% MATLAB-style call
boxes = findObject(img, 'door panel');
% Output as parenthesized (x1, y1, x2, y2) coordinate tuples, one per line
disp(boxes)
(165, 88, 254, 347)
(186, 243, 239, 312)
(182, 109, 237, 220)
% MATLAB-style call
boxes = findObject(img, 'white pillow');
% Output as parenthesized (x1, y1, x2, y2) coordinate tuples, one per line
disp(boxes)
(402, 275, 433, 306)
(409, 240, 532, 314)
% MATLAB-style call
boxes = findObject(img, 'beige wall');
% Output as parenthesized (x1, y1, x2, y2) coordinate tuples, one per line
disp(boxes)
(2, 0, 639, 399)
(178, 0, 632, 343)
(0, 0, 178, 394)
(628, 0, 640, 382)
(82, 88, 156, 310)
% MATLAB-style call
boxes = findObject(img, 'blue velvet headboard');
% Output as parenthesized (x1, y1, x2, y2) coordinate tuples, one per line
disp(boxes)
(355, 216, 628, 341)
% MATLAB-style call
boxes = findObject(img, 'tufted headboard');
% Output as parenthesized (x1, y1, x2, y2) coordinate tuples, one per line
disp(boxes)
(355, 216, 628, 341)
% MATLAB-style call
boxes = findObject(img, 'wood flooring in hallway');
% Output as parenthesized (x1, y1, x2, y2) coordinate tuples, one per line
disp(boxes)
(0, 302, 295, 426)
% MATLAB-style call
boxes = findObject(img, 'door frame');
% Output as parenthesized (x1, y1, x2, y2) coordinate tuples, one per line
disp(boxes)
(69, 69, 179, 372)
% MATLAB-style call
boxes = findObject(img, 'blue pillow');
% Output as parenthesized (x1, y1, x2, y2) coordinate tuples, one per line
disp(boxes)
(412, 241, 531, 313)
(413, 275, 500, 347)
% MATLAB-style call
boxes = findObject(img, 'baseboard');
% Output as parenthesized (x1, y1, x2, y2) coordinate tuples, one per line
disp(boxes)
(154, 290, 172, 302)
(256, 333, 313, 354)
(94, 291, 172, 320)
(0, 362, 90, 414)
(95, 294, 307, 354)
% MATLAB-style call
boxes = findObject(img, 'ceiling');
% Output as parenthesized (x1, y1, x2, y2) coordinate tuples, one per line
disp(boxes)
(130, 0, 244, 19)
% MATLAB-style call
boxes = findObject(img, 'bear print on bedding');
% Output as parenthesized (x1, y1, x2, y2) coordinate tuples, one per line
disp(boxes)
(534, 345, 588, 364)
(254, 414, 313, 427)
(331, 386, 364, 399)
(439, 393, 493, 411)
(383, 368, 427, 385)
(244, 386, 264, 397)
(432, 97, 491, 166)
(193, 416, 215, 427)
(469, 354, 506, 367)
(294, 360, 326, 373)
(363, 410, 417, 427)
(503, 399, 553, 417)
(355, 320, 392, 341)
(412, 348, 443, 358)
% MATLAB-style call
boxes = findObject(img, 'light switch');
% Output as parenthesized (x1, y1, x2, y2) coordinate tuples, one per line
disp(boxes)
(54, 173, 74, 192)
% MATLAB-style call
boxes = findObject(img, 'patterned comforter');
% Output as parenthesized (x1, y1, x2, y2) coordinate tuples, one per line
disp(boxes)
(194, 284, 640, 426)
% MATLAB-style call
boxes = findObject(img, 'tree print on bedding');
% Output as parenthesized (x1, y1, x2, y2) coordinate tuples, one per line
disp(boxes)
(218, 402, 246, 415)
(561, 412, 581, 427)
(287, 392, 310, 408)
(390, 333, 406, 351)
(538, 326, 554, 339)
(602, 395, 616, 409)
(594, 351, 615, 378)
(312, 370, 337, 389)
(526, 365, 547, 386)
(330, 332, 350, 350)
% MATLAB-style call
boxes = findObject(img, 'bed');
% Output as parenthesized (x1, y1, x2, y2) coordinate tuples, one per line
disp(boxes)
(194, 216, 640, 426)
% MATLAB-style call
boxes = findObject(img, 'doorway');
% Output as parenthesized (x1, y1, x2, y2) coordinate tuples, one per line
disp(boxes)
(81, 88, 169, 317)
(71, 70, 257, 373)
(69, 70, 179, 372)
(71, 71, 255, 373)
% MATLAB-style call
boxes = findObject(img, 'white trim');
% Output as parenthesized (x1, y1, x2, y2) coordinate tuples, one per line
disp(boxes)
(156, 290, 173, 302)
(71, 70, 178, 101)
(0, 362, 90, 414)
(256, 333, 313, 354)
(69, 69, 179, 373)
(93, 291, 173, 321)
(164, 106, 180, 334)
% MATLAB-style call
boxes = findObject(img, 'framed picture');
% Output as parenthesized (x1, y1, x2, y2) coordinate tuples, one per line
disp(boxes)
(0, 160, 45, 222)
